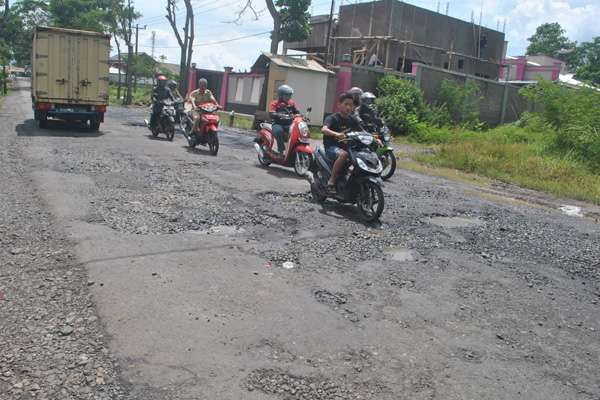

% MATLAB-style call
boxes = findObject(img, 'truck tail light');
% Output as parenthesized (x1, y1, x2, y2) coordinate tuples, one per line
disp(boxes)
(91, 106, 106, 112)
(39, 102, 55, 110)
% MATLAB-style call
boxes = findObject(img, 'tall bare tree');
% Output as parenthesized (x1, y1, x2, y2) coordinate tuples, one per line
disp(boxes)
(237, 0, 312, 129)
(166, 0, 193, 97)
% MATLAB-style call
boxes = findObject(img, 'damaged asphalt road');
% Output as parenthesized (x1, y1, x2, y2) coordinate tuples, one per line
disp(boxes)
(1, 78, 599, 399)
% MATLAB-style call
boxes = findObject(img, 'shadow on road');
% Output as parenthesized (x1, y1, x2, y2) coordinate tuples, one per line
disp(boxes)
(16, 119, 104, 138)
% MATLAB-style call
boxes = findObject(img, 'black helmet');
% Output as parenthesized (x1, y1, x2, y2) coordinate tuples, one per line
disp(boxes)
(277, 84, 294, 101)
(361, 92, 376, 109)
(347, 87, 363, 105)
(168, 80, 177, 88)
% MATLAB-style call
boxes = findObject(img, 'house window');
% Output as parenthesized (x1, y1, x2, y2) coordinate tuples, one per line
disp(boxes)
(235, 77, 244, 102)
(458, 59, 464, 69)
(250, 77, 261, 104)
(444, 63, 448, 69)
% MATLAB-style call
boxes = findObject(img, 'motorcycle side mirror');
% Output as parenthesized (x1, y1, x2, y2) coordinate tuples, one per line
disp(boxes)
(306, 106, 312, 113)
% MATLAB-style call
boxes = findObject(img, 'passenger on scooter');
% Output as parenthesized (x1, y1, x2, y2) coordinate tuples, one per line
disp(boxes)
(190, 78, 220, 134)
(168, 80, 182, 100)
(149, 75, 175, 131)
(347, 87, 363, 108)
(321, 93, 364, 194)
(269, 85, 300, 155)
(356, 92, 381, 125)
(356, 92, 383, 146)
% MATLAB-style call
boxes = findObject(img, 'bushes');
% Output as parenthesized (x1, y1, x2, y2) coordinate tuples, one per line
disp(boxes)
(520, 78, 600, 171)
(373, 75, 483, 137)
(374, 75, 430, 136)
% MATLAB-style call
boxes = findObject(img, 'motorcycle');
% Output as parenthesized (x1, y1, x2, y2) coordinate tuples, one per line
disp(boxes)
(184, 103, 220, 155)
(362, 119, 396, 181)
(307, 132, 385, 222)
(254, 106, 314, 176)
(146, 99, 176, 141)
(173, 98, 187, 131)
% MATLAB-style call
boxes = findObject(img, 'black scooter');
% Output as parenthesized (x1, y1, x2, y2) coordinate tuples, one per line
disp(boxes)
(307, 132, 385, 222)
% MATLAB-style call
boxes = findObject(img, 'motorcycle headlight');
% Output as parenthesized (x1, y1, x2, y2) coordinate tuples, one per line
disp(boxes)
(382, 126, 391, 142)
(359, 134, 374, 145)
(298, 121, 310, 137)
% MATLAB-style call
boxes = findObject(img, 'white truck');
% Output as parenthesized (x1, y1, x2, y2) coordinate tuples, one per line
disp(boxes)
(31, 26, 111, 130)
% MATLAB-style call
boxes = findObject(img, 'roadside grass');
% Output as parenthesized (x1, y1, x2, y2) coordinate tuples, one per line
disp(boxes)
(406, 124, 600, 204)
(108, 84, 152, 105)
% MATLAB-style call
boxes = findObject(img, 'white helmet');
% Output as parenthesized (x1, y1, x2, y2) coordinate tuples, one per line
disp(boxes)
(361, 92, 376, 109)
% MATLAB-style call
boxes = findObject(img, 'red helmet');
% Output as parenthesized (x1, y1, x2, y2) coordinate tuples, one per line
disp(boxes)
(157, 75, 167, 81)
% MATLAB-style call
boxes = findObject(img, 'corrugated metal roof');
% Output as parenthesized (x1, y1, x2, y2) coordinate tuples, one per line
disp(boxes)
(258, 52, 331, 74)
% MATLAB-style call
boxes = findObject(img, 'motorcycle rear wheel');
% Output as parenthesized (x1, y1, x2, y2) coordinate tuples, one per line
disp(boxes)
(165, 119, 175, 141)
(357, 181, 384, 222)
(310, 172, 327, 203)
(294, 152, 313, 176)
(379, 150, 396, 181)
(208, 131, 219, 155)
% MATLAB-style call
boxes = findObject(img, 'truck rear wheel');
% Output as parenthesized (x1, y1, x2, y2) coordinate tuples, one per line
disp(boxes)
(90, 121, 100, 131)
(38, 118, 47, 129)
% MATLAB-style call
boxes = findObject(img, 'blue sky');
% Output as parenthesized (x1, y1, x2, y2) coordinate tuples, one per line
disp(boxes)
(128, 0, 600, 71)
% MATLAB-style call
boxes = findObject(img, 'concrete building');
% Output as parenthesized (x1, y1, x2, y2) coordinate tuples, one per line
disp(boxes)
(250, 52, 332, 125)
(500, 55, 566, 84)
(285, 0, 506, 80)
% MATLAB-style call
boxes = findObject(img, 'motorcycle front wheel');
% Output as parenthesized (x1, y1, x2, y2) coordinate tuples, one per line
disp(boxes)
(165, 119, 175, 141)
(357, 181, 384, 222)
(379, 150, 396, 180)
(257, 140, 272, 166)
(208, 131, 219, 155)
(294, 152, 313, 176)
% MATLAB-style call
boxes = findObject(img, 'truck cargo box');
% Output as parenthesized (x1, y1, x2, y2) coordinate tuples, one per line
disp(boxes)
(31, 26, 111, 130)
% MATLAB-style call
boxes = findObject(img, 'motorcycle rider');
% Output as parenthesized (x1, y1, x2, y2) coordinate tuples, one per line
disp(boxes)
(269, 84, 300, 155)
(356, 92, 383, 146)
(357, 92, 385, 128)
(321, 93, 364, 194)
(150, 75, 175, 132)
(347, 87, 363, 108)
(168, 80, 182, 100)
(189, 78, 220, 134)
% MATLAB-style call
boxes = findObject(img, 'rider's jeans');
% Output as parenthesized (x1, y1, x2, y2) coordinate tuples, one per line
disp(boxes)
(272, 124, 287, 152)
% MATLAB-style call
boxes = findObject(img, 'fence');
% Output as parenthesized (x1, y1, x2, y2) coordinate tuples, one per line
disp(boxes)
(350, 64, 538, 125)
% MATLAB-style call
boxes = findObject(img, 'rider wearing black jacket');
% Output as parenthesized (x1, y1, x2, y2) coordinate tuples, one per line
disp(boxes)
(149, 75, 175, 131)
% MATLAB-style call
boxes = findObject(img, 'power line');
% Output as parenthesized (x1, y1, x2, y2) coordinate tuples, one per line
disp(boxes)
(137, 30, 270, 49)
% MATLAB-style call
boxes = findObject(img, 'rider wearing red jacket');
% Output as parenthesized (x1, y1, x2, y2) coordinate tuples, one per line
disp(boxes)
(269, 85, 300, 154)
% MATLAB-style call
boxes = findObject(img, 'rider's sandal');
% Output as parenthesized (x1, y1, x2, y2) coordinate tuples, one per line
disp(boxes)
(327, 184, 337, 195)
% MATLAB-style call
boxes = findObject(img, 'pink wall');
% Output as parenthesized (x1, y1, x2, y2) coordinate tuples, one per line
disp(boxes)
(333, 62, 353, 113)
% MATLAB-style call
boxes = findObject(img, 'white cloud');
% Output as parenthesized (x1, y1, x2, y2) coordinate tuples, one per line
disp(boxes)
(119, 0, 600, 72)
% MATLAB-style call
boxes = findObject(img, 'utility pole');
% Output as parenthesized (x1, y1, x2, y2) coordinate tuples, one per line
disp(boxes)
(133, 24, 146, 93)
(323, 0, 335, 69)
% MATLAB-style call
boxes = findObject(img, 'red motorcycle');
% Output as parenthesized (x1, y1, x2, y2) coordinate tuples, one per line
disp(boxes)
(254, 106, 313, 176)
(184, 103, 220, 155)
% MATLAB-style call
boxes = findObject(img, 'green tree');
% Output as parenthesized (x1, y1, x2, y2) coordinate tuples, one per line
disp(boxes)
(526, 22, 578, 69)
(574, 37, 600, 87)
(374, 75, 429, 136)
(236, 0, 312, 128)
(1, 0, 51, 67)
(440, 78, 483, 124)
(520, 78, 600, 170)
(0, 0, 10, 33)
(48, 0, 112, 32)
(0, 38, 13, 94)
